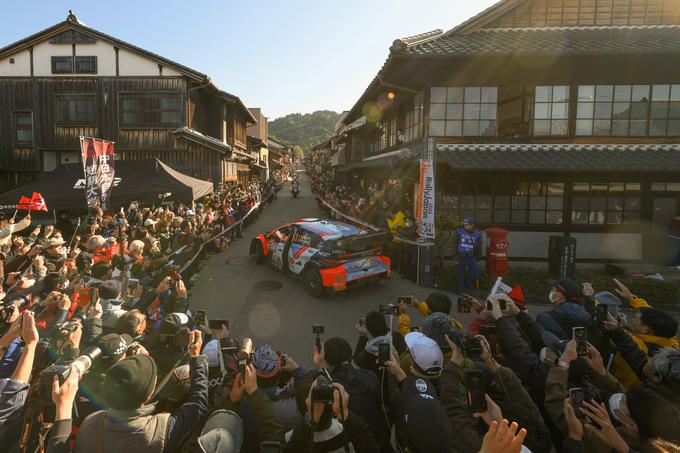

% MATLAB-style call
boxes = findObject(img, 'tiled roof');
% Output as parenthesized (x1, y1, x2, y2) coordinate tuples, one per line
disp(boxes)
(437, 143, 680, 172)
(403, 25, 680, 56)
(172, 127, 230, 154)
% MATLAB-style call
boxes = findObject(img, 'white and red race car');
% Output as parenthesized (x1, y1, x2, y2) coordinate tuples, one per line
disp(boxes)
(250, 218, 390, 297)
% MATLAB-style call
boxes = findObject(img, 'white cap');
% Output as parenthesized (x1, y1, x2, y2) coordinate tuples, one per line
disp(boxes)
(203, 339, 221, 368)
(186, 209, 195, 216)
(405, 332, 444, 377)
(144, 218, 157, 227)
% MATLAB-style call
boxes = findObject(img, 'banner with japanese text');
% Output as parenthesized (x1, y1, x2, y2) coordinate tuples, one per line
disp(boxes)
(80, 137, 115, 208)
(416, 159, 435, 241)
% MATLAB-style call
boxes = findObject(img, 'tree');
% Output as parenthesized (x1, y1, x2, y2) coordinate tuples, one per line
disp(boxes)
(292, 145, 304, 158)
(269, 110, 341, 152)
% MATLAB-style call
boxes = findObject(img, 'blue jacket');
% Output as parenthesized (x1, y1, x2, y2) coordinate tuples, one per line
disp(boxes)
(536, 302, 592, 340)
(456, 227, 481, 255)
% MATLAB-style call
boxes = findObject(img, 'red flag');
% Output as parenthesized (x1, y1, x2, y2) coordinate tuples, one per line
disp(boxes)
(17, 195, 32, 210)
(30, 192, 48, 212)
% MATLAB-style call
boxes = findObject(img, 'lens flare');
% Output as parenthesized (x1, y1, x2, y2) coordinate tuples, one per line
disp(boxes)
(387, 91, 396, 100)
(248, 302, 281, 339)
(362, 102, 383, 123)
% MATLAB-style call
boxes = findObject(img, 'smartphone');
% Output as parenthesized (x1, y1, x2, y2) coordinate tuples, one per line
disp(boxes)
(208, 319, 229, 330)
(379, 304, 398, 316)
(464, 336, 483, 355)
(410, 326, 421, 332)
(595, 304, 608, 325)
(195, 310, 208, 329)
(78, 287, 92, 305)
(573, 327, 588, 356)
(378, 342, 391, 366)
(260, 441, 282, 453)
(465, 369, 487, 413)
(569, 387, 585, 418)
(457, 296, 471, 313)
(397, 296, 411, 305)
(128, 278, 139, 292)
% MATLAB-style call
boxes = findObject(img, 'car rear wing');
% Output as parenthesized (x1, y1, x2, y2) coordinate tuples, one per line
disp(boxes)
(341, 230, 389, 253)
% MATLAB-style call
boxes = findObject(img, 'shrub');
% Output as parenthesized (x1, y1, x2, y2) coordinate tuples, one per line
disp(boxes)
(435, 264, 680, 305)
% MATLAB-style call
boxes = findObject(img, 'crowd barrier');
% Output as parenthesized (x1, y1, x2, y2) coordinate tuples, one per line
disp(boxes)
(176, 189, 277, 274)
(315, 195, 434, 247)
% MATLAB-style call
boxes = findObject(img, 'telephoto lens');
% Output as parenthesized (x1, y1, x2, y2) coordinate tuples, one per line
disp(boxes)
(70, 345, 103, 376)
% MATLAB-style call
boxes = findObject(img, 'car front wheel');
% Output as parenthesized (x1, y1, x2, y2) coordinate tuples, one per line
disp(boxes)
(251, 240, 265, 265)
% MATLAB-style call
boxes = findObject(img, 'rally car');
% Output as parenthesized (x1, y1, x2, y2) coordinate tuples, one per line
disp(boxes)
(250, 218, 391, 297)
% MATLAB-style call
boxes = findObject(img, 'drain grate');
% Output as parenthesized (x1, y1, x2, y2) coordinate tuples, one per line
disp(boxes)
(253, 280, 284, 291)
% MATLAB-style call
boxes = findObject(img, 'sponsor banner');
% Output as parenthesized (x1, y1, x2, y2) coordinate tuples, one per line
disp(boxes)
(80, 137, 115, 208)
(416, 159, 435, 241)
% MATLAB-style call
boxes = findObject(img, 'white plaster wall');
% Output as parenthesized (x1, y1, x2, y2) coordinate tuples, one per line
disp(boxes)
(74, 40, 116, 76)
(0, 50, 31, 76)
(118, 48, 181, 76)
(32, 40, 71, 76)
(570, 232, 642, 260)
(498, 231, 642, 260)
(8, 36, 183, 78)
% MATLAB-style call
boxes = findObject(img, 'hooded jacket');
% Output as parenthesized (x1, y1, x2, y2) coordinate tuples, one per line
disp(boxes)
(536, 301, 592, 340)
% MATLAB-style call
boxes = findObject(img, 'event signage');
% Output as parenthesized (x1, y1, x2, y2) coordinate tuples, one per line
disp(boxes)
(80, 137, 115, 208)
(416, 159, 435, 241)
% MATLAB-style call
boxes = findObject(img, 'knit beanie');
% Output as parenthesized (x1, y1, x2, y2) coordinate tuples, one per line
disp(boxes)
(426, 292, 452, 315)
(422, 312, 452, 351)
(324, 337, 352, 368)
(252, 345, 280, 378)
(365, 310, 388, 337)
(103, 355, 157, 410)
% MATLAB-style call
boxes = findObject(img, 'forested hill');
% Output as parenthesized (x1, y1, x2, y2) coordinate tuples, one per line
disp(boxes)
(269, 110, 341, 151)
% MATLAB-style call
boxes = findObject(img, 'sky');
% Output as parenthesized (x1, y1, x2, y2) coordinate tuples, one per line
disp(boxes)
(0, 0, 498, 119)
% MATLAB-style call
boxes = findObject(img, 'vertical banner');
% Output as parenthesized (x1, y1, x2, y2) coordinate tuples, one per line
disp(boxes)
(416, 159, 435, 241)
(80, 137, 115, 208)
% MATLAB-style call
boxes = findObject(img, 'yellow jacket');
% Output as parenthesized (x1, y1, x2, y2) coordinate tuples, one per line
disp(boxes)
(387, 211, 406, 243)
(611, 296, 680, 388)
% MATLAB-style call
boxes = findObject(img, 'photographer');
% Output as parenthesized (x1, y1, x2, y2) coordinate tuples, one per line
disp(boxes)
(0, 311, 39, 443)
(315, 337, 389, 451)
(353, 310, 406, 375)
(74, 330, 209, 452)
(286, 373, 379, 452)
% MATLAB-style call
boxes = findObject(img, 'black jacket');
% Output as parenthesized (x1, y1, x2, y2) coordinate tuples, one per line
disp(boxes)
(284, 412, 379, 453)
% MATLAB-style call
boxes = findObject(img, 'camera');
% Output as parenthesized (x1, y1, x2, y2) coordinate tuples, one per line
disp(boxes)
(448, 328, 483, 355)
(53, 318, 82, 340)
(379, 304, 398, 316)
(397, 296, 411, 305)
(311, 373, 335, 403)
(237, 338, 253, 374)
(457, 295, 472, 313)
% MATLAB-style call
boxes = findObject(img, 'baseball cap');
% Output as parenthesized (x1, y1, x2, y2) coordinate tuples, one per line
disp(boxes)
(547, 278, 583, 302)
(198, 410, 244, 453)
(462, 217, 475, 225)
(98, 333, 134, 363)
(405, 332, 444, 377)
(594, 291, 621, 316)
(144, 218, 158, 227)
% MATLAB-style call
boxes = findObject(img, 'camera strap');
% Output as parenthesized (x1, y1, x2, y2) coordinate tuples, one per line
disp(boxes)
(151, 351, 189, 401)
(96, 413, 106, 453)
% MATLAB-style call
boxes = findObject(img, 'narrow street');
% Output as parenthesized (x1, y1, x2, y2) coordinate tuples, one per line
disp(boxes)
(190, 173, 454, 365)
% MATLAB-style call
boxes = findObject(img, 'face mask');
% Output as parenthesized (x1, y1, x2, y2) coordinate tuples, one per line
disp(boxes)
(608, 393, 625, 422)
(548, 291, 560, 304)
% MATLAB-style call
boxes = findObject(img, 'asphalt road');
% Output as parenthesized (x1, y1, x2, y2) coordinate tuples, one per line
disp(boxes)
(190, 173, 551, 368)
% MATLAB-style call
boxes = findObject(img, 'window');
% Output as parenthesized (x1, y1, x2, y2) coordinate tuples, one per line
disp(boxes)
(533, 86, 569, 136)
(571, 182, 641, 225)
(12, 111, 33, 146)
(576, 85, 651, 136)
(429, 87, 497, 137)
(54, 94, 96, 125)
(650, 85, 680, 136)
(404, 92, 423, 142)
(119, 93, 182, 128)
(651, 182, 680, 192)
(234, 120, 246, 144)
(74, 56, 97, 74)
(51, 56, 73, 74)
(437, 180, 564, 225)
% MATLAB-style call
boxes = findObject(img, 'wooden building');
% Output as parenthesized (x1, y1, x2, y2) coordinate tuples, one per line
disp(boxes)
(0, 12, 256, 193)
(339, 0, 680, 264)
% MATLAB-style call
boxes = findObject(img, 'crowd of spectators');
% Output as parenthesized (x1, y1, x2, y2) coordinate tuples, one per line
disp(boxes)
(1, 168, 680, 453)
(308, 169, 419, 281)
